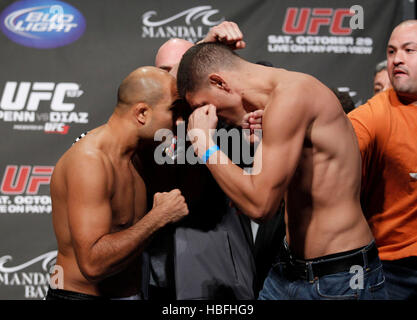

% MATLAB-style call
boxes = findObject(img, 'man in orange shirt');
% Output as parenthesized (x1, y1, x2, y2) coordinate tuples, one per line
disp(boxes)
(348, 20, 417, 300)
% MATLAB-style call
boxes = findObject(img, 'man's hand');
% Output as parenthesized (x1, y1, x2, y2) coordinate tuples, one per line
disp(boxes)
(152, 189, 189, 224)
(199, 21, 246, 49)
(242, 110, 264, 144)
(187, 104, 218, 158)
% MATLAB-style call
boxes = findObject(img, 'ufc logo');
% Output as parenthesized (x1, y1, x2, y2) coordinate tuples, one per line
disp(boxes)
(282, 6, 363, 35)
(0, 82, 83, 112)
(44, 122, 70, 134)
(0, 165, 54, 194)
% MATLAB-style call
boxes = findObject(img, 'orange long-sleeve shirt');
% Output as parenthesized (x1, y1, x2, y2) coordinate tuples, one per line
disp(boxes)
(348, 89, 417, 261)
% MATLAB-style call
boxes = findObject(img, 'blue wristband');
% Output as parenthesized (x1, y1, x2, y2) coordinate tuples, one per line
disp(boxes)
(202, 145, 220, 163)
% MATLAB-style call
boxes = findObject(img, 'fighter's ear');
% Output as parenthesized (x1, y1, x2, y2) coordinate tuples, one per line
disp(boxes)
(209, 73, 230, 92)
(133, 102, 151, 125)
(169, 63, 179, 77)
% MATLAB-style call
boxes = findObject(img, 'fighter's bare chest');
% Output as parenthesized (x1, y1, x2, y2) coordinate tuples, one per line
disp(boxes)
(109, 170, 141, 230)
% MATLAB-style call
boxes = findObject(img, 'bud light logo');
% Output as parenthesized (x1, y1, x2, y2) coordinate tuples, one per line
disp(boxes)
(0, 0, 86, 49)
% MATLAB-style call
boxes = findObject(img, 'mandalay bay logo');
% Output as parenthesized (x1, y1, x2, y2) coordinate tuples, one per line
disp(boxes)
(141, 6, 225, 42)
(0, 251, 60, 299)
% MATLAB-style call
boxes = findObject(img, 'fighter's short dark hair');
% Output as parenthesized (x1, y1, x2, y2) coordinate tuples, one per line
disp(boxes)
(177, 42, 241, 99)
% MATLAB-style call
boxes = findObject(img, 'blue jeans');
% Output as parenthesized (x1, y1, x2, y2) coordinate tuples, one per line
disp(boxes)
(258, 241, 388, 300)
(382, 257, 417, 300)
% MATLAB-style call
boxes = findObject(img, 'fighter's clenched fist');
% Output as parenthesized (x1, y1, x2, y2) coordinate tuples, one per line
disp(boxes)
(153, 189, 189, 224)
(187, 104, 218, 158)
(242, 110, 264, 145)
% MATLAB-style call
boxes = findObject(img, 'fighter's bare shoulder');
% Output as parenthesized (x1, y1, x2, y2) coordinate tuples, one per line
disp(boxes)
(264, 71, 318, 123)
(55, 137, 114, 194)
(265, 70, 334, 123)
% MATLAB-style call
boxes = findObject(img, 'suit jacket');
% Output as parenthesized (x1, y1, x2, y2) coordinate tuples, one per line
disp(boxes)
(139, 152, 256, 300)
(174, 203, 256, 299)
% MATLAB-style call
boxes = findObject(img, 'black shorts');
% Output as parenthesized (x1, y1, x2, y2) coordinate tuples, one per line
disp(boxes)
(45, 287, 105, 300)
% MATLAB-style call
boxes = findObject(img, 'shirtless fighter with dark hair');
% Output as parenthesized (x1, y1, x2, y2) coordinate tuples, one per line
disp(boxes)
(177, 42, 387, 299)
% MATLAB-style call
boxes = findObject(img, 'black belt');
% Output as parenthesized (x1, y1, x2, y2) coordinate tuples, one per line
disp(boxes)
(281, 241, 379, 282)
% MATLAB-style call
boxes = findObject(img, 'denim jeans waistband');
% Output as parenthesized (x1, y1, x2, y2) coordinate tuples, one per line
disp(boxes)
(281, 237, 379, 281)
